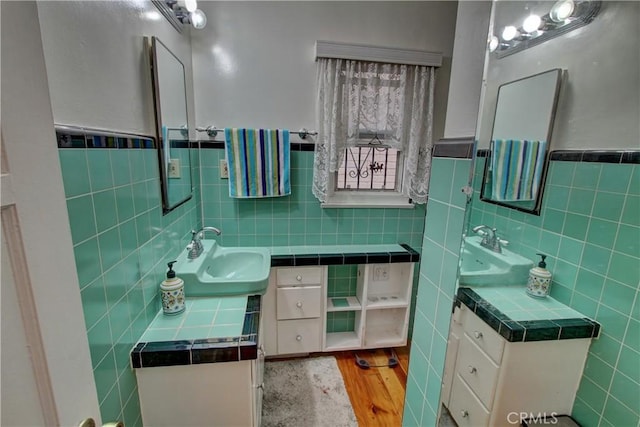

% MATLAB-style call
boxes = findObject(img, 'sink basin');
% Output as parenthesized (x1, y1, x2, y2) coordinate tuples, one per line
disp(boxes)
(459, 236, 533, 286)
(174, 241, 271, 296)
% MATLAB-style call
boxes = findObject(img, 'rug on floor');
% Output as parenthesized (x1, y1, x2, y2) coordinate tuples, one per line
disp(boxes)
(262, 356, 358, 427)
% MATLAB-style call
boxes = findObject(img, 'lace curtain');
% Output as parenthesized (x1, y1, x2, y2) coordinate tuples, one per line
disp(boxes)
(312, 58, 435, 204)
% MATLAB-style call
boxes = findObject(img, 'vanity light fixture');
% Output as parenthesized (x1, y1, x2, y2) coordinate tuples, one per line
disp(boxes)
(491, 0, 601, 58)
(522, 14, 542, 34)
(152, 0, 208, 33)
(550, 0, 576, 22)
(501, 25, 520, 42)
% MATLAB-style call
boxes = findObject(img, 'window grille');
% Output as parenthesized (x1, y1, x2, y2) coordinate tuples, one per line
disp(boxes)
(336, 145, 400, 191)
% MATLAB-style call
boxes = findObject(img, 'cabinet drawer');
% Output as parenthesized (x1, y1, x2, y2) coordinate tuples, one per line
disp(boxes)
(277, 319, 322, 354)
(276, 267, 322, 286)
(457, 333, 500, 409)
(449, 374, 490, 427)
(462, 306, 505, 365)
(276, 286, 322, 320)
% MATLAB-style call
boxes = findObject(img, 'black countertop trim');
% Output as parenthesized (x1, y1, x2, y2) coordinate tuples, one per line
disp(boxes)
(132, 295, 262, 368)
(270, 244, 420, 267)
(477, 148, 639, 164)
(199, 141, 315, 152)
(456, 287, 600, 343)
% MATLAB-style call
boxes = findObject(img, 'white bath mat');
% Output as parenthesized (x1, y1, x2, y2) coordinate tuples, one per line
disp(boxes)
(262, 356, 358, 427)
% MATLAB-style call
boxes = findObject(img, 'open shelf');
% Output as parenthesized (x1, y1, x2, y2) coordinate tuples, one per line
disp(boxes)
(363, 307, 408, 348)
(327, 296, 362, 312)
(365, 293, 408, 309)
(325, 331, 361, 351)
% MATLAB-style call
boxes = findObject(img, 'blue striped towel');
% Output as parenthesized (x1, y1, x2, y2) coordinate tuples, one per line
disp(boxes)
(490, 139, 546, 202)
(224, 128, 291, 198)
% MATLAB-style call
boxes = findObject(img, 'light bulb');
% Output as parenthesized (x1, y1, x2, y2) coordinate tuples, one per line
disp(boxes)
(550, 0, 575, 22)
(488, 35, 499, 52)
(184, 0, 197, 13)
(502, 26, 519, 42)
(523, 14, 542, 33)
(191, 9, 207, 29)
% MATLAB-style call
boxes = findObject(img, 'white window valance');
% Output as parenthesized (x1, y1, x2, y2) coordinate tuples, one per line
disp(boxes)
(315, 40, 443, 67)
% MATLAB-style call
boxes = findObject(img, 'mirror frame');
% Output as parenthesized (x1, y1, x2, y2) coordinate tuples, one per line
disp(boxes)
(479, 68, 562, 216)
(148, 36, 193, 214)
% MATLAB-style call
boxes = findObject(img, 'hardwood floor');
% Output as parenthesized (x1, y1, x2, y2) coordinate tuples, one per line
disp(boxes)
(334, 347, 410, 427)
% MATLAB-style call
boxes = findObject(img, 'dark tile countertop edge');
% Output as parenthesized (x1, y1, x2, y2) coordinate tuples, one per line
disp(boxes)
(131, 295, 261, 369)
(456, 287, 601, 343)
(270, 243, 420, 267)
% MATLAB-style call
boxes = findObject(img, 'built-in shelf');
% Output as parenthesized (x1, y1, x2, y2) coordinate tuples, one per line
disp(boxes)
(322, 262, 414, 352)
(325, 331, 361, 351)
(365, 293, 408, 309)
(327, 296, 362, 312)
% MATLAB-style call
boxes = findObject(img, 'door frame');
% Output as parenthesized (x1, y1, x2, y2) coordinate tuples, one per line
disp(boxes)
(1, 2, 101, 425)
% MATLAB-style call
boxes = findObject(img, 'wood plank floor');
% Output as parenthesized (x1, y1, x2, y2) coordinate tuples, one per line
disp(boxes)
(333, 347, 410, 427)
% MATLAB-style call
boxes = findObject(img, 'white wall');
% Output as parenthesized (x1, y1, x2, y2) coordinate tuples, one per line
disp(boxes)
(37, 0, 195, 139)
(191, 1, 458, 143)
(443, 1, 492, 139)
(477, 1, 640, 150)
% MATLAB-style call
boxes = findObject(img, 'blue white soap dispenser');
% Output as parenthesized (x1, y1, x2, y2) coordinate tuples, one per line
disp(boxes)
(160, 261, 186, 315)
(526, 253, 552, 298)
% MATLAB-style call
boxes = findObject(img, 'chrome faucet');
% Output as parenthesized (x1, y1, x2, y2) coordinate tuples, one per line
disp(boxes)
(472, 225, 508, 253)
(187, 226, 222, 259)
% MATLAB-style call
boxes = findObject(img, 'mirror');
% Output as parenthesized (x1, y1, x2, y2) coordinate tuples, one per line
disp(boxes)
(480, 68, 562, 215)
(148, 36, 192, 214)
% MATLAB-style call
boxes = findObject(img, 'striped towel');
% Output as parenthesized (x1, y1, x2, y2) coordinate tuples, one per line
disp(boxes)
(490, 139, 546, 202)
(224, 128, 291, 198)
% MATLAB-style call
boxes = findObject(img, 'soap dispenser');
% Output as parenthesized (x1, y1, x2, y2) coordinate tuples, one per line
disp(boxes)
(526, 253, 552, 298)
(160, 261, 186, 315)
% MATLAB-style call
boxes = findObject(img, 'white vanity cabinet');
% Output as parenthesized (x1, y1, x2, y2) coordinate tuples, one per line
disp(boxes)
(263, 262, 415, 356)
(263, 266, 326, 356)
(137, 354, 264, 427)
(442, 304, 591, 427)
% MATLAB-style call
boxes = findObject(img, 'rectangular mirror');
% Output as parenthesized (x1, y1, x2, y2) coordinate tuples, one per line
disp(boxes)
(147, 36, 192, 214)
(480, 68, 562, 215)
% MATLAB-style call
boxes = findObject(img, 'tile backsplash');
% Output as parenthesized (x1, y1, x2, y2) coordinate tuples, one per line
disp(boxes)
(199, 146, 426, 249)
(58, 130, 201, 426)
(470, 155, 639, 427)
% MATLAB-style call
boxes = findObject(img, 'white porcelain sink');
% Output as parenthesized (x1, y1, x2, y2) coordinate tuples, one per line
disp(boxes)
(459, 236, 533, 286)
(174, 241, 271, 296)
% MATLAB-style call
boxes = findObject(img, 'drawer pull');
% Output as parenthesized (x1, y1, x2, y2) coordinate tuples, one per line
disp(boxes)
(296, 301, 303, 308)
(296, 275, 302, 281)
(473, 331, 483, 339)
(296, 335, 302, 341)
(461, 410, 469, 418)
(468, 366, 477, 374)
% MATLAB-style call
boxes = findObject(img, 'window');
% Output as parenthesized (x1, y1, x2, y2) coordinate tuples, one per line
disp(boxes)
(336, 145, 401, 192)
(313, 57, 436, 206)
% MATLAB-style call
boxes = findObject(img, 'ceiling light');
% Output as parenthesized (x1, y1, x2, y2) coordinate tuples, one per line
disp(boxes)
(550, 0, 575, 22)
(502, 26, 519, 42)
(523, 14, 542, 33)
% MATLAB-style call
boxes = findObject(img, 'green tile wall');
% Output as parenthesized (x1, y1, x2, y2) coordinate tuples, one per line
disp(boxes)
(59, 146, 201, 427)
(199, 148, 426, 248)
(403, 157, 472, 426)
(470, 157, 639, 427)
